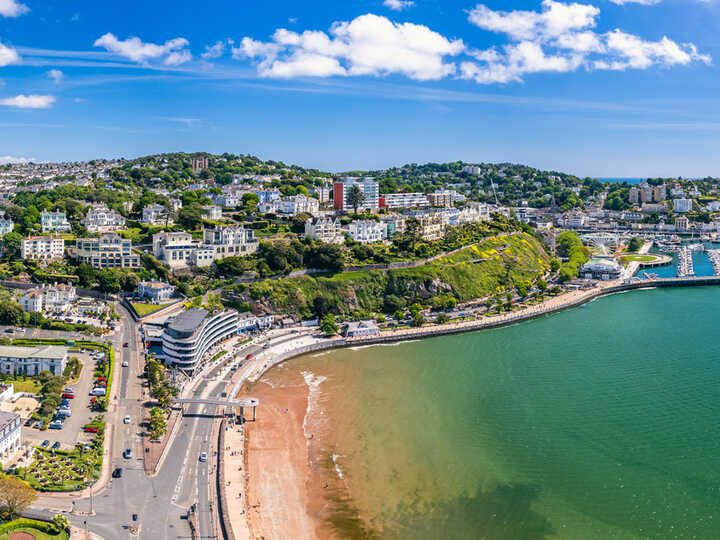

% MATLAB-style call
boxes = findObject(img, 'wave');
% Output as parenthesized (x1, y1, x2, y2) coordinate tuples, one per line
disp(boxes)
(348, 339, 422, 351)
(332, 453, 345, 479)
(301, 371, 327, 442)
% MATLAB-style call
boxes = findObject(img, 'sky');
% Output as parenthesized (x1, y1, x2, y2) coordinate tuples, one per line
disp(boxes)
(0, 0, 719, 177)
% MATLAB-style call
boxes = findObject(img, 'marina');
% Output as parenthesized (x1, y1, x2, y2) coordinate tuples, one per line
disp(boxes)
(677, 246, 695, 277)
(708, 249, 720, 275)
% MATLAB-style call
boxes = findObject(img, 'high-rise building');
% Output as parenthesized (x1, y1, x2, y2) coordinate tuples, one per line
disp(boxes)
(21, 236, 65, 261)
(333, 178, 379, 211)
(653, 184, 666, 202)
(673, 198, 693, 213)
(629, 187, 640, 204)
(191, 156, 209, 172)
(640, 183, 653, 204)
(75, 234, 141, 269)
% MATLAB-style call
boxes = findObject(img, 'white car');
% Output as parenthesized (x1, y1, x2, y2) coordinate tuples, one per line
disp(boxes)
(123, 416, 131, 424)
(122, 361, 129, 367)
(199, 452, 207, 462)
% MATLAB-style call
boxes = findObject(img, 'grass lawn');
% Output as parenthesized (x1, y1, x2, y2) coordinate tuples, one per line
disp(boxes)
(131, 302, 172, 317)
(23, 447, 101, 491)
(0, 378, 41, 393)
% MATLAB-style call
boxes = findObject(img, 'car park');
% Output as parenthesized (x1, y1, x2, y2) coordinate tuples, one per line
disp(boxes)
(40, 440, 50, 448)
(199, 452, 207, 462)
(123, 448, 132, 459)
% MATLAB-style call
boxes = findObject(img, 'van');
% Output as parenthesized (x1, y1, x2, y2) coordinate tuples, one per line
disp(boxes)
(56, 408, 71, 417)
(91, 388, 106, 397)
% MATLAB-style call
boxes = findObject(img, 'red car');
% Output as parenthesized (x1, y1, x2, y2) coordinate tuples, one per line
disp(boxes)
(245, 354, 253, 360)
(61, 393, 74, 399)
(84, 426, 98, 433)
(96, 377, 108, 382)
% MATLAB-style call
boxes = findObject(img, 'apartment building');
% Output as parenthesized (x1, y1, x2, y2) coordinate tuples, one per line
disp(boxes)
(333, 178, 379, 211)
(75, 234, 141, 269)
(305, 218, 343, 244)
(19, 283, 76, 313)
(153, 231, 197, 269)
(41, 211, 71, 233)
(427, 190, 456, 208)
(142, 204, 172, 226)
(191, 156, 209, 172)
(673, 198, 693, 214)
(260, 195, 320, 216)
(200, 205, 222, 220)
(202, 226, 259, 260)
(82, 204, 125, 232)
(347, 220, 386, 244)
(416, 212, 446, 241)
(0, 344, 69, 377)
(380, 193, 429, 209)
(0, 219, 13, 235)
(21, 236, 64, 261)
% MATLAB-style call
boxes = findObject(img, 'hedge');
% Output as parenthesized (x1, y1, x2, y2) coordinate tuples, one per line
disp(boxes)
(0, 518, 63, 536)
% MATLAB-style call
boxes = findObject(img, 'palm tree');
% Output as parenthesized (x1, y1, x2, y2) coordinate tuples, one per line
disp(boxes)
(346, 185, 365, 214)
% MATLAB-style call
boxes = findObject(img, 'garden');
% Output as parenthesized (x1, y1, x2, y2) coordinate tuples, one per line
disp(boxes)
(0, 517, 68, 540)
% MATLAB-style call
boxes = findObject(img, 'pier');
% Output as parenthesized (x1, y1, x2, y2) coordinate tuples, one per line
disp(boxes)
(677, 246, 694, 277)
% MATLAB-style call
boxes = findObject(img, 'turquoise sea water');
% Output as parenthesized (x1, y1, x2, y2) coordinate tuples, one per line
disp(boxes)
(275, 286, 720, 539)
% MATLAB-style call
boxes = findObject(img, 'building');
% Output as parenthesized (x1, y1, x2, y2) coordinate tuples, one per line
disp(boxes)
(202, 226, 259, 260)
(653, 184, 666, 202)
(461, 165, 483, 175)
(0, 411, 21, 467)
(18, 290, 43, 313)
(675, 216, 690, 231)
(427, 190, 454, 208)
(153, 231, 197, 269)
(343, 320, 380, 337)
(379, 193, 429, 209)
(0, 383, 13, 403)
(311, 182, 332, 203)
(579, 258, 622, 280)
(161, 309, 238, 371)
(260, 195, 320, 216)
(305, 218, 343, 244)
(347, 220, 386, 244)
(629, 187, 640, 205)
(82, 204, 125, 232)
(169, 198, 183, 212)
(640, 183, 653, 204)
(21, 236, 64, 261)
(75, 234, 141, 269)
(142, 204, 172, 226)
(380, 215, 406, 238)
(138, 280, 175, 303)
(0, 345, 69, 376)
(0, 219, 13, 235)
(415, 212, 446, 241)
(253, 190, 281, 204)
(191, 156, 209, 172)
(20, 283, 76, 313)
(40, 211, 71, 233)
(673, 198, 693, 214)
(200, 205, 222, 221)
(333, 178, 379, 212)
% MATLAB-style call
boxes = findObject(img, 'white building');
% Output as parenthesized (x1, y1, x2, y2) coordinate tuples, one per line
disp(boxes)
(0, 219, 13, 235)
(161, 309, 239, 372)
(138, 280, 175, 303)
(201, 205, 222, 220)
(0, 345, 69, 377)
(21, 236, 65, 261)
(202, 226, 259, 260)
(153, 231, 197, 269)
(20, 283, 76, 313)
(41, 211, 71, 233)
(347, 220, 386, 244)
(260, 195, 320, 216)
(381, 192, 429, 209)
(82, 204, 125, 232)
(673, 198, 693, 214)
(0, 412, 21, 467)
(18, 290, 43, 313)
(75, 234, 141, 269)
(333, 178, 379, 212)
(461, 166, 483, 175)
(344, 320, 380, 337)
(305, 218, 343, 244)
(142, 204, 172, 226)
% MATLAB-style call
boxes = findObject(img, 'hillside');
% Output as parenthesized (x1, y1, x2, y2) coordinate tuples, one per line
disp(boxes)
(240, 232, 551, 319)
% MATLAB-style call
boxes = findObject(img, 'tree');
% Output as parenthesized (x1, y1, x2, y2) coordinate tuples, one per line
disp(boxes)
(383, 295, 405, 314)
(178, 204, 203, 230)
(2, 231, 22, 257)
(52, 513, 69, 532)
(0, 301, 25, 326)
(319, 314, 339, 336)
(0, 475, 36, 518)
(346, 184, 365, 214)
(626, 237, 643, 252)
(97, 269, 122, 293)
(149, 407, 167, 439)
(436, 313, 450, 324)
(412, 312, 425, 327)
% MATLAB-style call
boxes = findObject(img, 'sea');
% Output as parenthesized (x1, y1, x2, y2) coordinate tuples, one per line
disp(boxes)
(259, 253, 720, 539)
(596, 178, 646, 184)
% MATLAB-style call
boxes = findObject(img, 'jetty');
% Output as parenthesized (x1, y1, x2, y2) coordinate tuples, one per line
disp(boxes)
(677, 246, 694, 277)
(708, 249, 720, 275)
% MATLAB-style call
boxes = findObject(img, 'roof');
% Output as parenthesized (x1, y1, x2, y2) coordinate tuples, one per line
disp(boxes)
(140, 280, 172, 290)
(166, 309, 209, 334)
(0, 345, 68, 360)
(0, 411, 19, 429)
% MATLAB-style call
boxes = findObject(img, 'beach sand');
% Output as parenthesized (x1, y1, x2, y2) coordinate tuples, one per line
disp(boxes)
(245, 376, 326, 540)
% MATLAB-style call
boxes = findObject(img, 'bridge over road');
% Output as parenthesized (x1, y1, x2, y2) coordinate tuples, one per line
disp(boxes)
(172, 397, 260, 421)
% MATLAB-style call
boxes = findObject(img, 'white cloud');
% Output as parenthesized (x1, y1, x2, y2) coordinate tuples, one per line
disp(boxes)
(202, 40, 229, 59)
(93, 33, 191, 65)
(383, 0, 415, 11)
(0, 94, 55, 108)
(236, 13, 464, 80)
(0, 0, 28, 17)
(462, 1, 710, 84)
(0, 155, 35, 164)
(608, 0, 662, 5)
(47, 69, 64, 83)
(0, 41, 19, 66)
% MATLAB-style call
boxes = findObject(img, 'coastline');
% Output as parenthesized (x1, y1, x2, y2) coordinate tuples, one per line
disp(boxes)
(234, 275, 719, 539)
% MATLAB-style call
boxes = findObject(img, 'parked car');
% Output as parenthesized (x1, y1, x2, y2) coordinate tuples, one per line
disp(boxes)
(61, 393, 74, 399)
(33, 420, 42, 429)
(91, 388, 106, 397)
(84, 426, 98, 433)
(123, 416, 131, 424)
(112, 467, 123, 478)
(123, 448, 132, 459)
(245, 354, 253, 360)
(122, 361, 129, 367)
(40, 440, 50, 448)
(51, 442, 60, 450)
(56, 408, 71, 417)
(48, 420, 63, 430)
(199, 452, 208, 462)
(24, 418, 33, 427)
(63, 387, 74, 393)
(60, 399, 70, 408)
(123, 342, 128, 348)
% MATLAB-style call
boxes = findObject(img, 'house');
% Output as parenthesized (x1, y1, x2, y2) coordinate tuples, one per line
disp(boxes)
(75, 234, 141, 269)
(305, 218, 343, 244)
(153, 231, 197, 269)
(347, 220, 386, 244)
(200, 205, 222, 221)
(82, 204, 125, 232)
(18, 290, 43, 313)
(237, 312, 260, 331)
(21, 236, 65, 261)
(343, 320, 380, 337)
(0, 411, 21, 467)
(260, 195, 319, 216)
(0, 219, 13, 235)
(40, 211, 71, 233)
(142, 204, 172, 226)
(202, 226, 259, 260)
(138, 280, 175, 303)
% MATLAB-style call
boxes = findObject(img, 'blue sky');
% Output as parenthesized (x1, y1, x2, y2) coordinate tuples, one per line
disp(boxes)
(0, 0, 719, 177)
